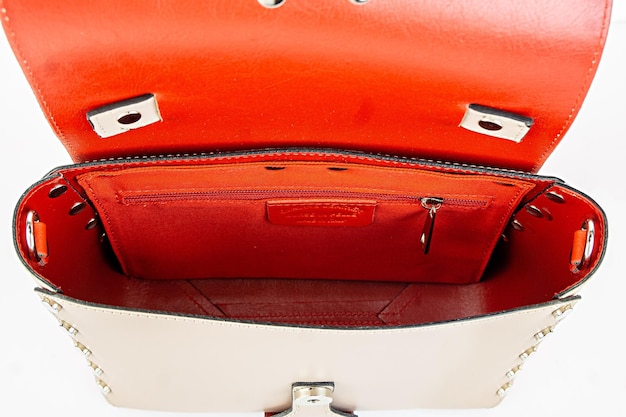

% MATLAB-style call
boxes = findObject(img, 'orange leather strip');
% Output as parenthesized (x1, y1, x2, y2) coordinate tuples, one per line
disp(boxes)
(33, 221, 48, 262)
(570, 229, 588, 271)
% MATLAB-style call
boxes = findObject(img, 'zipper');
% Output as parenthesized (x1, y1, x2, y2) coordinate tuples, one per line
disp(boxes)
(123, 189, 426, 203)
(121, 189, 486, 207)
(122, 191, 485, 255)
(78, 148, 537, 178)
(420, 197, 444, 255)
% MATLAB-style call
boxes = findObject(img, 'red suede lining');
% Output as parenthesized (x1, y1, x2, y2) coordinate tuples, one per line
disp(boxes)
(77, 162, 534, 284)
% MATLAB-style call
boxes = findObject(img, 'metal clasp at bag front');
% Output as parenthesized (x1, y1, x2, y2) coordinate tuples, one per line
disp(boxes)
(270, 382, 355, 417)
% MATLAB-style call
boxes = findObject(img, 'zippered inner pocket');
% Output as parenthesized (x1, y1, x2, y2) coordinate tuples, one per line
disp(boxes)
(77, 162, 534, 283)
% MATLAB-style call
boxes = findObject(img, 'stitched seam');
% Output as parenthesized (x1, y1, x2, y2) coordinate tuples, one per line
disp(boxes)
(476, 183, 534, 281)
(175, 281, 213, 316)
(513, 124, 526, 142)
(78, 177, 130, 276)
(226, 312, 379, 318)
(377, 285, 420, 325)
(383, 293, 418, 320)
(53, 297, 564, 333)
(218, 300, 394, 305)
(252, 321, 383, 327)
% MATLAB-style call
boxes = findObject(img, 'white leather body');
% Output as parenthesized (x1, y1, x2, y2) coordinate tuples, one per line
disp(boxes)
(37, 288, 578, 414)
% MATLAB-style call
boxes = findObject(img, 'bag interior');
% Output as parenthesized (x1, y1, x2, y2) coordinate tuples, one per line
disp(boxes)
(15, 152, 606, 327)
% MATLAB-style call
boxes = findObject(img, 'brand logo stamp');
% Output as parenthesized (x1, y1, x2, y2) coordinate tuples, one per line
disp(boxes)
(267, 199, 376, 227)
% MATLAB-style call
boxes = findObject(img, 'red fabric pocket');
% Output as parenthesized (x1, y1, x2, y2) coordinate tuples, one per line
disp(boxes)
(77, 161, 534, 283)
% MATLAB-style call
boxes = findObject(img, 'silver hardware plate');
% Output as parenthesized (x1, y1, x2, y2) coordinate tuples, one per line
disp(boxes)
(25, 210, 37, 260)
(460, 104, 533, 142)
(272, 383, 354, 417)
(87, 94, 161, 138)
(583, 219, 595, 265)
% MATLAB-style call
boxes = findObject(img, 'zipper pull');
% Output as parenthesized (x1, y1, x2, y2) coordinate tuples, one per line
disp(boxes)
(420, 197, 443, 254)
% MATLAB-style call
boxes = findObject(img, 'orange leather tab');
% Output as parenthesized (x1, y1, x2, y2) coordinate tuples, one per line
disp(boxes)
(267, 199, 376, 227)
(33, 221, 48, 263)
(570, 229, 587, 272)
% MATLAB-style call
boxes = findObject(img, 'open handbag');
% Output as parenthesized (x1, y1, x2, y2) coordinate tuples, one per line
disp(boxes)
(1, 0, 612, 415)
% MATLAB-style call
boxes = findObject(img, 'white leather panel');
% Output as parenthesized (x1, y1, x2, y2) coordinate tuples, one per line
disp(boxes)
(38, 289, 578, 414)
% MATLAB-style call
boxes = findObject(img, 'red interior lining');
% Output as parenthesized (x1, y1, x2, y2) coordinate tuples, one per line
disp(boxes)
(77, 162, 534, 284)
(189, 279, 408, 326)
(15, 159, 604, 328)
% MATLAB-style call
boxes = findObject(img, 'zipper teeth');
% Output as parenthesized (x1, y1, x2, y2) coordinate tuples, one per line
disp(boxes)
(122, 190, 488, 207)
(80, 148, 534, 177)
(444, 198, 488, 207)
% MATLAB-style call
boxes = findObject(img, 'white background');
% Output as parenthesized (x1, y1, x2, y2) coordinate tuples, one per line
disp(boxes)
(1, 4, 625, 417)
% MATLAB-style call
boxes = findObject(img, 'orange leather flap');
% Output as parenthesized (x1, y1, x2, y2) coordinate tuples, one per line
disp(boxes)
(0, 0, 611, 171)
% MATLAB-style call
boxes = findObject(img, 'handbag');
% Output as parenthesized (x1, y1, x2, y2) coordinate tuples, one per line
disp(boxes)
(2, 0, 611, 415)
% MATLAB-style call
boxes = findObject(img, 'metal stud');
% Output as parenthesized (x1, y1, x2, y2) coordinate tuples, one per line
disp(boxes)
(96, 379, 111, 395)
(497, 382, 513, 397)
(534, 326, 554, 341)
(59, 320, 78, 336)
(552, 304, 573, 320)
(519, 346, 538, 361)
(40, 296, 62, 313)
(73, 341, 92, 357)
(506, 365, 523, 380)
(88, 361, 104, 377)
